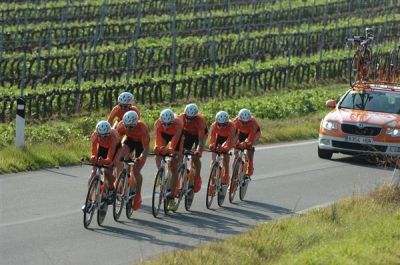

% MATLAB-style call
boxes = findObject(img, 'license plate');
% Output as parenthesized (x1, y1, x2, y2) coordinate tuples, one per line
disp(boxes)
(346, 136, 374, 144)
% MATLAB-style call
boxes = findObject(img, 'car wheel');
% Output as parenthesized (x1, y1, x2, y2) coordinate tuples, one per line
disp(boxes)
(318, 147, 333, 159)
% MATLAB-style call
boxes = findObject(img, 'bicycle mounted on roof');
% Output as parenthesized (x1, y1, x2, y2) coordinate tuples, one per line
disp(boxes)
(346, 28, 374, 87)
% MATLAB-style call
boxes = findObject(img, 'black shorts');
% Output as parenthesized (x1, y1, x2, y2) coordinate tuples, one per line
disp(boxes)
(161, 132, 183, 151)
(98, 143, 121, 161)
(216, 135, 228, 146)
(123, 138, 143, 158)
(183, 130, 199, 150)
(238, 132, 249, 142)
(98, 146, 108, 159)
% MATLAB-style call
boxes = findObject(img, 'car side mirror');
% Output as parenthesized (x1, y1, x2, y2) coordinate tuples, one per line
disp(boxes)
(325, 99, 337, 108)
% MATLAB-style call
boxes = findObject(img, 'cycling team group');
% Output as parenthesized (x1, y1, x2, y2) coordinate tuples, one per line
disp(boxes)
(87, 91, 261, 212)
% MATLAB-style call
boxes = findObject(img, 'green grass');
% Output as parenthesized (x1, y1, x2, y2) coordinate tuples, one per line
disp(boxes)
(140, 185, 400, 265)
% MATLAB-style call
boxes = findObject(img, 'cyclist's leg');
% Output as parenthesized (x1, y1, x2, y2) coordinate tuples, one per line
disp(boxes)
(246, 132, 260, 176)
(222, 154, 230, 184)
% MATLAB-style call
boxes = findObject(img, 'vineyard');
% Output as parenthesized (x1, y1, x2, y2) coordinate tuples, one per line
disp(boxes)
(0, 0, 399, 123)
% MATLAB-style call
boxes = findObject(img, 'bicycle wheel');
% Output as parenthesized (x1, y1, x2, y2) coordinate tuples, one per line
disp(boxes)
(126, 176, 135, 219)
(206, 164, 217, 209)
(97, 190, 108, 226)
(83, 177, 98, 229)
(229, 158, 241, 203)
(217, 165, 226, 207)
(152, 168, 164, 218)
(350, 54, 360, 87)
(113, 169, 126, 221)
(172, 165, 186, 212)
(239, 162, 250, 201)
(185, 169, 195, 211)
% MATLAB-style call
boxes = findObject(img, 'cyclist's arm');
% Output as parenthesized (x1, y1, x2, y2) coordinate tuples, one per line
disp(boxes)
(197, 117, 207, 151)
(209, 123, 217, 146)
(90, 132, 99, 158)
(154, 121, 166, 149)
(221, 124, 236, 150)
(105, 133, 119, 164)
(246, 121, 260, 146)
(169, 125, 182, 151)
(141, 124, 150, 157)
(107, 106, 119, 124)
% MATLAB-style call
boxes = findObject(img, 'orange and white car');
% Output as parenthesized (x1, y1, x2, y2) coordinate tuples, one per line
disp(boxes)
(318, 82, 400, 159)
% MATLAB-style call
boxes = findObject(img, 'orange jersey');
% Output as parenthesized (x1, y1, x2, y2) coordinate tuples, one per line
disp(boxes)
(116, 120, 150, 148)
(107, 105, 141, 124)
(90, 128, 120, 161)
(154, 116, 184, 150)
(234, 117, 261, 145)
(209, 121, 236, 149)
(178, 113, 208, 139)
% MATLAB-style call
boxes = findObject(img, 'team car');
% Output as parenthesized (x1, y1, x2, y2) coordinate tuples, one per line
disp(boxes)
(318, 81, 400, 159)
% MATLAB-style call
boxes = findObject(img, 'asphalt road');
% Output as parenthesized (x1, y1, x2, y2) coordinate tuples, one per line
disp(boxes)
(0, 140, 394, 265)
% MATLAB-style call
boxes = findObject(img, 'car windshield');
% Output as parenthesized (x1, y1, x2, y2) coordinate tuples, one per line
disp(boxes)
(339, 90, 400, 114)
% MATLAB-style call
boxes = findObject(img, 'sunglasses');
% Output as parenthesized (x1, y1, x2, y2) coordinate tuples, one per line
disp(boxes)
(119, 104, 131, 109)
(126, 125, 136, 129)
(185, 115, 196, 121)
(99, 133, 110, 138)
(217, 122, 228, 127)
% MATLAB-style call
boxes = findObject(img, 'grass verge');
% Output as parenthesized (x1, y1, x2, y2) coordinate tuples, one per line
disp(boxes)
(140, 185, 400, 265)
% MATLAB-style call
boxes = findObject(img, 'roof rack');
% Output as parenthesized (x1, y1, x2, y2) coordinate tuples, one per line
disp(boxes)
(352, 81, 400, 92)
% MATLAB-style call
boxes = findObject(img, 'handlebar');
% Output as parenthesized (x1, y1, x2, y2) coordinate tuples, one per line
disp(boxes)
(81, 158, 111, 169)
(81, 162, 110, 169)
(204, 149, 232, 156)
(119, 157, 137, 165)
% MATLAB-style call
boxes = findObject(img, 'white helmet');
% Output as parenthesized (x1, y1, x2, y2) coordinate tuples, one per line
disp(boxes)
(118, 92, 134, 105)
(184, 103, 198, 118)
(215, 111, 229, 124)
(160, 109, 174, 124)
(123, 111, 138, 126)
(96, 120, 111, 136)
(238, 108, 251, 122)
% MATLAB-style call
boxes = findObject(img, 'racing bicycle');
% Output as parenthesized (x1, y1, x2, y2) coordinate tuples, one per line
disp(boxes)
(172, 149, 196, 212)
(113, 158, 137, 221)
(346, 28, 374, 87)
(206, 149, 231, 209)
(151, 153, 174, 217)
(229, 146, 254, 202)
(82, 161, 112, 228)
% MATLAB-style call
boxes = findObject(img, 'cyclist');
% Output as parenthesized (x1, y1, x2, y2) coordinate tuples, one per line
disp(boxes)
(178, 103, 208, 193)
(209, 111, 236, 188)
(108, 92, 141, 127)
(233, 109, 261, 177)
(115, 111, 150, 211)
(153, 109, 184, 209)
(89, 121, 120, 203)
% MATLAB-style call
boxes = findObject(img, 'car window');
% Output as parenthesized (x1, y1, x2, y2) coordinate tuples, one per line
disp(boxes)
(339, 90, 400, 114)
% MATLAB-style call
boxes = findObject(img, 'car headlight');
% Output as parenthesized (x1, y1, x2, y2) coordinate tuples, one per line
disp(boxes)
(386, 128, 400, 137)
(322, 120, 339, 131)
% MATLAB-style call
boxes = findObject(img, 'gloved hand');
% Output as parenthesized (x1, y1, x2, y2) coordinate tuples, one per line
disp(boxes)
(163, 146, 174, 155)
(238, 142, 247, 149)
(194, 150, 202, 158)
(101, 158, 112, 165)
(89, 155, 97, 164)
(153, 146, 162, 155)
(218, 146, 229, 153)
(209, 143, 216, 151)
